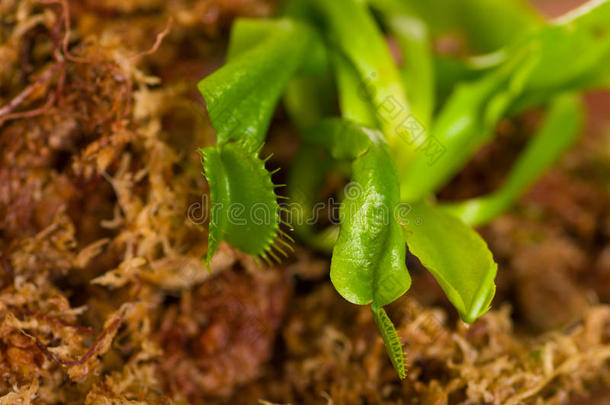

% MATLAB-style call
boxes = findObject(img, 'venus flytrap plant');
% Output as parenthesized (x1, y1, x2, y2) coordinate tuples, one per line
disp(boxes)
(197, 0, 610, 378)
(197, 19, 321, 263)
(300, 119, 410, 378)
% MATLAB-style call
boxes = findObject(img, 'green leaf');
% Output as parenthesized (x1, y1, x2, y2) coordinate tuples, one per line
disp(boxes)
(198, 18, 318, 150)
(441, 94, 584, 226)
(311, 0, 420, 165)
(400, 50, 535, 202)
(401, 202, 497, 323)
(366, 1, 435, 127)
(198, 18, 322, 262)
(228, 18, 329, 75)
(389, 15, 435, 128)
(371, 306, 407, 379)
(302, 118, 410, 379)
(511, 2, 610, 111)
(400, 1, 610, 202)
(456, 0, 542, 52)
(302, 119, 411, 307)
(226, 19, 279, 60)
(199, 142, 280, 262)
(333, 145, 410, 306)
(371, 0, 541, 53)
(331, 51, 377, 127)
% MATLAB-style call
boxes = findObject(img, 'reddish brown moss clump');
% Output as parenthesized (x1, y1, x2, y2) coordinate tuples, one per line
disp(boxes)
(158, 265, 291, 401)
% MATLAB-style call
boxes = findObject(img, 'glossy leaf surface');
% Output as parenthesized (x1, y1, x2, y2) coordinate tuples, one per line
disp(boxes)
(198, 18, 318, 150)
(401, 202, 497, 323)
(198, 19, 319, 260)
(303, 119, 411, 307)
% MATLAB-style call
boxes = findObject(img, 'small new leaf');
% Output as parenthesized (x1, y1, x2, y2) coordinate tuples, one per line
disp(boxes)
(372, 305, 407, 379)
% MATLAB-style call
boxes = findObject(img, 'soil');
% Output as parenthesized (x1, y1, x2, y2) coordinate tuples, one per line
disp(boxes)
(0, 0, 609, 404)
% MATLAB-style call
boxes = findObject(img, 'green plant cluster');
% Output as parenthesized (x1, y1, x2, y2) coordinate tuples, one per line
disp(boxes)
(197, 0, 610, 378)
